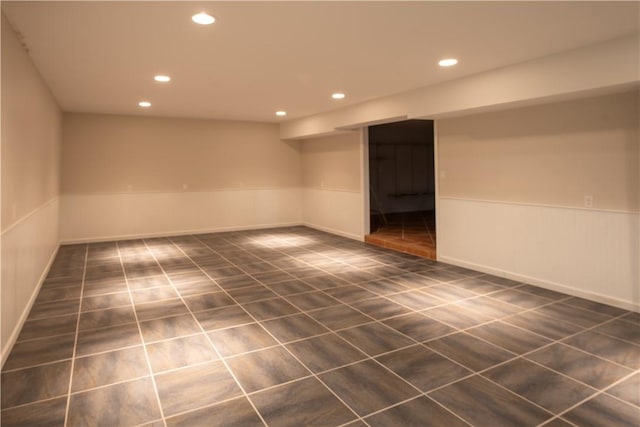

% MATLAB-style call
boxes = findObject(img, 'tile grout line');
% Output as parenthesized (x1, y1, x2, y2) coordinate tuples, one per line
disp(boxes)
(62, 244, 89, 427)
(501, 312, 640, 371)
(267, 251, 637, 423)
(376, 323, 569, 425)
(50, 326, 558, 414)
(283, 286, 525, 425)
(2, 357, 76, 374)
(268, 240, 476, 426)
(1, 395, 72, 414)
(7, 299, 635, 414)
(537, 415, 580, 427)
(360, 393, 472, 426)
(209, 234, 504, 423)
(534, 368, 640, 426)
(414, 305, 637, 395)
(187, 234, 370, 427)
(357, 301, 640, 419)
(460, 310, 640, 417)
(115, 241, 169, 427)
(65, 374, 154, 397)
(198, 232, 640, 424)
(195, 236, 375, 423)
(558, 370, 640, 417)
(15, 271, 468, 339)
(7, 229, 639, 424)
(141, 238, 270, 427)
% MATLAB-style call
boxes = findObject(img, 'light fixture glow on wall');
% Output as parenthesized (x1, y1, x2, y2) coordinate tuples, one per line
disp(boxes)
(276, 111, 287, 116)
(138, 101, 151, 107)
(154, 75, 171, 82)
(332, 93, 346, 99)
(192, 12, 215, 25)
(438, 58, 458, 67)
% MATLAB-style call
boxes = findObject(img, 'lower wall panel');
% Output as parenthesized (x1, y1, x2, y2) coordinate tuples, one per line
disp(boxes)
(1, 198, 60, 364)
(438, 198, 640, 311)
(303, 188, 364, 240)
(60, 188, 303, 243)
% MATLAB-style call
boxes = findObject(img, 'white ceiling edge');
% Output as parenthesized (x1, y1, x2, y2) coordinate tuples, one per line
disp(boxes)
(281, 34, 640, 140)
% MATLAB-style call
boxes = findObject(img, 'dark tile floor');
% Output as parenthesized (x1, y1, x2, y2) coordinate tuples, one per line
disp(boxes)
(2, 226, 639, 427)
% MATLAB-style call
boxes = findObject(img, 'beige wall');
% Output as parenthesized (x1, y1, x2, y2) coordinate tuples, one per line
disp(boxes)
(60, 113, 303, 241)
(2, 14, 62, 229)
(62, 113, 301, 194)
(301, 132, 361, 192)
(61, 115, 366, 241)
(300, 131, 365, 239)
(1, 13, 62, 362)
(437, 90, 639, 309)
(438, 90, 639, 212)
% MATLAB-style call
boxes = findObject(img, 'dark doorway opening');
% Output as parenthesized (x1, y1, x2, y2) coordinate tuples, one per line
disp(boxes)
(366, 119, 436, 259)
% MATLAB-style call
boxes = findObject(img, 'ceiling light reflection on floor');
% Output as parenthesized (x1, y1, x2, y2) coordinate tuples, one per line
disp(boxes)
(248, 234, 316, 248)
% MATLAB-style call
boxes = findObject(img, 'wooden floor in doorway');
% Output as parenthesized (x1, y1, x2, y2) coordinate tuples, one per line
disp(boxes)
(365, 210, 436, 260)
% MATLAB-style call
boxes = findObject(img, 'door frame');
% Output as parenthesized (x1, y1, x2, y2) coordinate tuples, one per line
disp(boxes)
(360, 120, 440, 261)
(359, 127, 371, 238)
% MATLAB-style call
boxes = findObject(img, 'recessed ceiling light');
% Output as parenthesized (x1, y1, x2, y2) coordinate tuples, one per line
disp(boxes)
(276, 111, 287, 117)
(438, 58, 458, 67)
(154, 75, 171, 82)
(138, 101, 151, 108)
(332, 93, 346, 100)
(192, 12, 215, 25)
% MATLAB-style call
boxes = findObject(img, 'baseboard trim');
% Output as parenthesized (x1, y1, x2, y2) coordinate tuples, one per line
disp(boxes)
(59, 222, 305, 245)
(303, 223, 363, 242)
(1, 243, 61, 368)
(438, 255, 640, 312)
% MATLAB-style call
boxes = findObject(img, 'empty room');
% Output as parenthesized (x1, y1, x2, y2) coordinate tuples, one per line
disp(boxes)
(1, 2, 639, 426)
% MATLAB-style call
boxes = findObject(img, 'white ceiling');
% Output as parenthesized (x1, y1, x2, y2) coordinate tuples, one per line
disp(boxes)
(3, 1, 639, 123)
